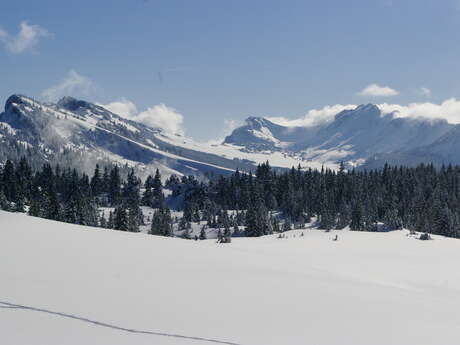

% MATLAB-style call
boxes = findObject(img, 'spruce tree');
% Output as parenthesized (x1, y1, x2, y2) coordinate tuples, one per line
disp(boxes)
(199, 225, 207, 240)
(0, 188, 10, 211)
(113, 206, 128, 231)
(282, 218, 292, 232)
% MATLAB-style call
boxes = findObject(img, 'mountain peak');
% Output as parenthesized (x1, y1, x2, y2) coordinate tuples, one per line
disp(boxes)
(246, 116, 267, 124)
(5, 94, 32, 112)
(334, 103, 380, 122)
(356, 103, 379, 112)
(57, 96, 94, 112)
(244, 116, 277, 129)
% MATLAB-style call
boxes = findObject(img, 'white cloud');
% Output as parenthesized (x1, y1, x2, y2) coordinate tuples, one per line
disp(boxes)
(417, 87, 432, 98)
(101, 98, 138, 118)
(266, 98, 460, 129)
(137, 104, 185, 135)
(100, 99, 185, 135)
(222, 119, 241, 136)
(378, 99, 460, 124)
(268, 104, 356, 127)
(42, 70, 95, 102)
(358, 83, 399, 97)
(0, 21, 50, 54)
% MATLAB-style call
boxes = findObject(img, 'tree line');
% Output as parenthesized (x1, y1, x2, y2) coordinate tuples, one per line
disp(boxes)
(1, 157, 460, 239)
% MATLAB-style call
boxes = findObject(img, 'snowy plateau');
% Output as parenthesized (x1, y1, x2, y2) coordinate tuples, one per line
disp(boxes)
(1, 210, 460, 345)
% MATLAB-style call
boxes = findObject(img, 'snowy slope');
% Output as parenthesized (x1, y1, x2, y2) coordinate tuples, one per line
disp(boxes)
(156, 131, 330, 170)
(2, 211, 460, 345)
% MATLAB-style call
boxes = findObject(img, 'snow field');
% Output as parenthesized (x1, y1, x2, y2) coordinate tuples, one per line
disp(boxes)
(1, 211, 460, 345)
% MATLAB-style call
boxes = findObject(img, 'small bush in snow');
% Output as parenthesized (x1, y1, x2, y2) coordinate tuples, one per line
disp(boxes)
(419, 233, 432, 241)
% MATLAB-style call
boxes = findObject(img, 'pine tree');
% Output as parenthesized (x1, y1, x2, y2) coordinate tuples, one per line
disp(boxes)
(2, 159, 16, 202)
(90, 164, 103, 198)
(108, 166, 122, 206)
(45, 190, 61, 221)
(152, 169, 165, 208)
(245, 206, 258, 237)
(142, 175, 154, 207)
(232, 223, 241, 237)
(113, 206, 128, 231)
(350, 203, 364, 231)
(107, 211, 114, 229)
(383, 208, 402, 230)
(150, 207, 173, 236)
(64, 196, 78, 224)
(282, 218, 292, 232)
(217, 229, 223, 242)
(336, 201, 351, 229)
(0, 188, 10, 211)
(199, 225, 207, 240)
(28, 198, 41, 216)
(14, 191, 25, 213)
(272, 217, 281, 233)
(99, 215, 107, 228)
(124, 169, 141, 232)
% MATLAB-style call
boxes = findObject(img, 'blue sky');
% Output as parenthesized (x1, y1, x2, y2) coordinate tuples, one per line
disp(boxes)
(1, 0, 460, 140)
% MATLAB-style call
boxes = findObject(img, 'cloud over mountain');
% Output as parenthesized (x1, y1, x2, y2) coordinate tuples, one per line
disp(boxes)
(379, 98, 460, 124)
(42, 70, 95, 102)
(102, 98, 138, 118)
(268, 98, 460, 129)
(268, 104, 356, 127)
(101, 99, 185, 135)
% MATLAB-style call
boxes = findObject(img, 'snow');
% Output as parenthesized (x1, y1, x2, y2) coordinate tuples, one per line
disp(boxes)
(110, 117, 140, 133)
(157, 132, 334, 170)
(249, 127, 281, 145)
(0, 122, 16, 135)
(99, 206, 230, 238)
(2, 211, 460, 345)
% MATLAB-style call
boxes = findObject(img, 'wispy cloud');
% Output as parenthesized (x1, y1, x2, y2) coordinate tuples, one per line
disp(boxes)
(417, 87, 432, 98)
(42, 70, 95, 102)
(100, 99, 185, 135)
(207, 119, 244, 145)
(222, 119, 241, 136)
(0, 21, 50, 54)
(358, 83, 399, 97)
(268, 104, 356, 127)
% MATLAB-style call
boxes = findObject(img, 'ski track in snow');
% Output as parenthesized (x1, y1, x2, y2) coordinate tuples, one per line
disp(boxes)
(0, 301, 243, 345)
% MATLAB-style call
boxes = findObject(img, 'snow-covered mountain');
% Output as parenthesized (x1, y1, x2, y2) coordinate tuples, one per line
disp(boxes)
(224, 116, 319, 151)
(362, 124, 460, 168)
(2, 94, 459, 175)
(225, 104, 458, 168)
(0, 95, 278, 177)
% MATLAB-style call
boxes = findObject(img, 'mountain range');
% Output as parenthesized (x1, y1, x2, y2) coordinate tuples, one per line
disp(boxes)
(1, 94, 459, 177)
(225, 104, 459, 169)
